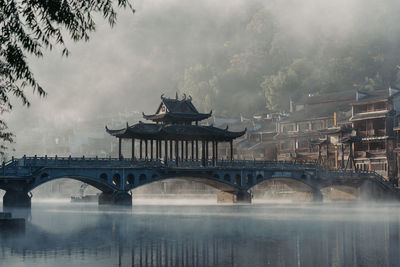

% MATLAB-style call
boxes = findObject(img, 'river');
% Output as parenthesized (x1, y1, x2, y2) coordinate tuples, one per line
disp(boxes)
(1, 200, 400, 266)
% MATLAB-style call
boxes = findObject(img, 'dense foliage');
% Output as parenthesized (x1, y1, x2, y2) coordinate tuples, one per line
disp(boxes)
(177, 1, 400, 115)
(0, 0, 133, 151)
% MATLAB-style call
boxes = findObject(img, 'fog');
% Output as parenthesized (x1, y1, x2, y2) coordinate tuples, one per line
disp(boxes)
(2, 202, 400, 266)
(3, 0, 400, 155)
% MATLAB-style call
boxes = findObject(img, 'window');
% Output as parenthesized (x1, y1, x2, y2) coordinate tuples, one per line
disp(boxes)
(280, 141, 294, 150)
(369, 141, 385, 151)
(354, 104, 367, 114)
(281, 124, 295, 133)
(374, 102, 386, 111)
(311, 121, 322, 130)
(297, 139, 309, 148)
(299, 122, 309, 131)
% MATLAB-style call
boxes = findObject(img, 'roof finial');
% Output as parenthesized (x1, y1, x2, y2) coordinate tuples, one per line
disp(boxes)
(161, 93, 165, 100)
(183, 93, 187, 100)
(126, 122, 129, 128)
(176, 91, 178, 100)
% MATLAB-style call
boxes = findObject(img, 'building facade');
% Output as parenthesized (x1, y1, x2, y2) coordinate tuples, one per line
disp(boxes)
(241, 88, 400, 184)
(350, 89, 400, 179)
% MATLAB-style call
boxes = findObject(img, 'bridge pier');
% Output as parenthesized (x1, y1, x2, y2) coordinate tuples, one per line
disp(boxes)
(3, 191, 31, 208)
(98, 192, 132, 206)
(217, 190, 252, 204)
(311, 189, 323, 202)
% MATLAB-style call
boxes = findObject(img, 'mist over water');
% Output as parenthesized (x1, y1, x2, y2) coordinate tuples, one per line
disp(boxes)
(1, 201, 400, 267)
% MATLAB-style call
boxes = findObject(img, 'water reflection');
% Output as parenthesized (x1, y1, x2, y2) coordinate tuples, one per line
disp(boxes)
(0, 202, 400, 266)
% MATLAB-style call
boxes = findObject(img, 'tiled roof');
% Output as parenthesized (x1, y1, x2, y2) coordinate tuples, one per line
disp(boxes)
(106, 123, 246, 141)
(143, 95, 211, 123)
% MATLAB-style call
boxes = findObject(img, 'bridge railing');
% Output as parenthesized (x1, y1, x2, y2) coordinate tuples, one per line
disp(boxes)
(317, 168, 396, 190)
(4, 156, 320, 169)
(0, 156, 396, 189)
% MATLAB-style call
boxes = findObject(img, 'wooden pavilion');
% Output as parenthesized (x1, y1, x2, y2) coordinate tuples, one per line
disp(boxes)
(106, 94, 246, 166)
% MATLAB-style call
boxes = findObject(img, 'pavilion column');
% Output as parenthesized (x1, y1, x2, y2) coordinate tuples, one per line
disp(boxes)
(164, 139, 168, 164)
(170, 140, 173, 161)
(205, 141, 209, 165)
(131, 138, 135, 160)
(185, 141, 188, 161)
(181, 140, 184, 161)
(230, 140, 233, 162)
(151, 140, 154, 161)
(140, 139, 143, 159)
(191, 141, 194, 160)
(175, 140, 179, 166)
(201, 140, 205, 166)
(145, 140, 148, 160)
(156, 140, 159, 159)
(215, 141, 218, 166)
(118, 138, 122, 159)
(212, 141, 216, 166)
(196, 140, 199, 160)
(159, 140, 161, 160)
(159, 140, 162, 159)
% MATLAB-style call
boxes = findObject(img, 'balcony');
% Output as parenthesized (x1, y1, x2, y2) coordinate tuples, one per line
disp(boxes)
(355, 150, 386, 158)
(359, 129, 386, 137)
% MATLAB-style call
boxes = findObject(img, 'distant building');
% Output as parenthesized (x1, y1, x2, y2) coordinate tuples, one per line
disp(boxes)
(350, 88, 400, 180)
(274, 91, 355, 167)
(241, 88, 400, 184)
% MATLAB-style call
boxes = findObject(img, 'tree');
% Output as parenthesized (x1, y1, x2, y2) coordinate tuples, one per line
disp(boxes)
(0, 0, 134, 152)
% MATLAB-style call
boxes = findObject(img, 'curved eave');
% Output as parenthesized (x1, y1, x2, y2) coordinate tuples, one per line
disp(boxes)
(105, 126, 131, 138)
(106, 124, 246, 141)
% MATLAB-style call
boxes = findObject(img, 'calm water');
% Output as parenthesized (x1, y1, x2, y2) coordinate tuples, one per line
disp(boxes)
(1, 200, 400, 267)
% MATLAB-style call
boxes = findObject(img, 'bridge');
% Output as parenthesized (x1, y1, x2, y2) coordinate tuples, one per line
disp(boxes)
(0, 156, 398, 207)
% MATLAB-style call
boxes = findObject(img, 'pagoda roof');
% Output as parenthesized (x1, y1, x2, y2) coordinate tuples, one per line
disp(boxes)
(106, 122, 246, 141)
(143, 94, 212, 123)
(142, 111, 212, 122)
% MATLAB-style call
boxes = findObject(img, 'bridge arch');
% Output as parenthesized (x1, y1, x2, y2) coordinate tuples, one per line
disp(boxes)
(28, 174, 118, 193)
(250, 177, 321, 201)
(125, 171, 240, 193)
(248, 171, 318, 191)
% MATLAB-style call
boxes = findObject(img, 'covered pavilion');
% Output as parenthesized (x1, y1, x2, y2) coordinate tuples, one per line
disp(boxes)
(106, 94, 246, 166)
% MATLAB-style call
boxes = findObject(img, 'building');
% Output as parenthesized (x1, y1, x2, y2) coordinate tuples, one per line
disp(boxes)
(274, 91, 355, 167)
(350, 88, 400, 180)
(236, 111, 282, 160)
(106, 94, 246, 166)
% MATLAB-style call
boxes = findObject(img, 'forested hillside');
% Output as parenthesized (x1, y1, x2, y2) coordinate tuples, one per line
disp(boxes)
(175, 0, 400, 116)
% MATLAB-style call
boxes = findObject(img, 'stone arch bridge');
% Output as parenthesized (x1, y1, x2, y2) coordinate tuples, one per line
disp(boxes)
(0, 156, 398, 207)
